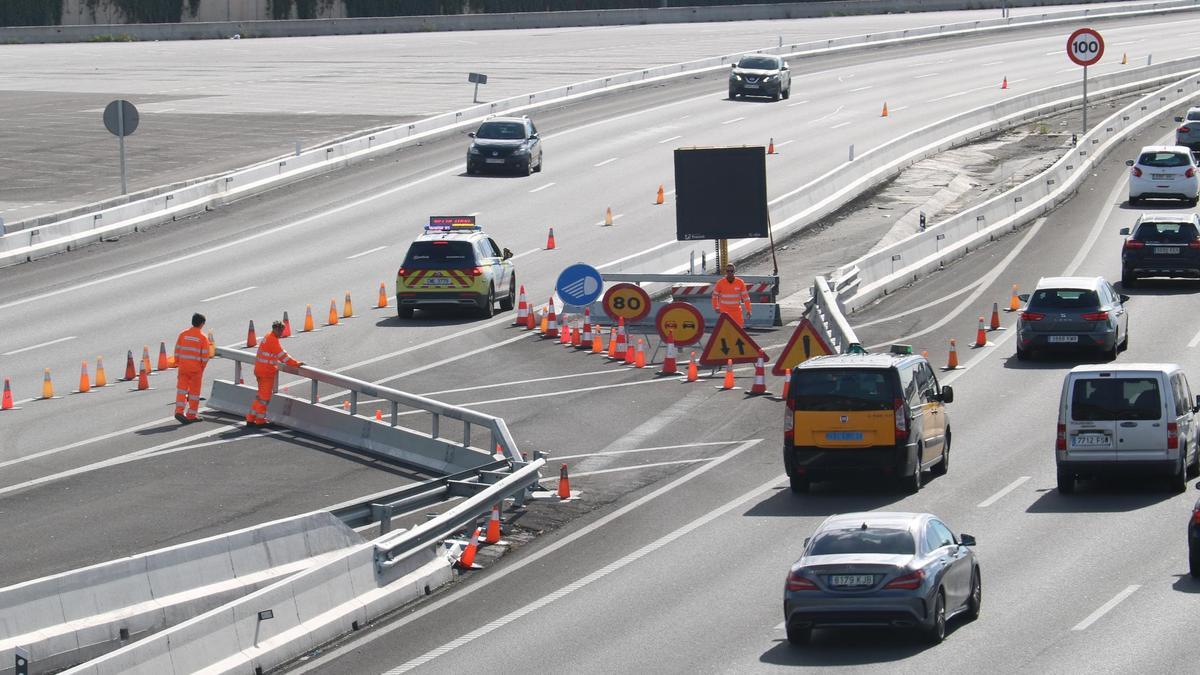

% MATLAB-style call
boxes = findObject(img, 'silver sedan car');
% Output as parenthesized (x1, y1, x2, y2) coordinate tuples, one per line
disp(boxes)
(783, 512, 980, 645)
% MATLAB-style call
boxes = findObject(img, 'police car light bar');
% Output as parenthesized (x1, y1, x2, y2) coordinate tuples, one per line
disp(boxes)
(426, 215, 479, 231)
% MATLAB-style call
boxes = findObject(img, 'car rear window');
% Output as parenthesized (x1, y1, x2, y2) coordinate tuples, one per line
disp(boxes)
(792, 368, 893, 411)
(810, 528, 915, 556)
(1071, 378, 1162, 421)
(1188, 111, 1200, 122)
(475, 122, 526, 140)
(403, 241, 476, 269)
(737, 56, 781, 70)
(1133, 221, 1199, 243)
(1138, 151, 1191, 168)
(1027, 289, 1100, 311)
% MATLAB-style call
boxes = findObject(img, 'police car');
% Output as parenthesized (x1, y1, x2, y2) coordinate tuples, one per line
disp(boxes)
(396, 217, 516, 319)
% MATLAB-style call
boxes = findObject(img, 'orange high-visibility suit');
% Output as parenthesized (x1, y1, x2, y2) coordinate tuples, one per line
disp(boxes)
(173, 326, 211, 420)
(712, 277, 752, 326)
(247, 332, 300, 424)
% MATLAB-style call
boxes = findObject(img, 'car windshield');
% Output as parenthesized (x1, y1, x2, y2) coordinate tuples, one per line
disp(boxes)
(1027, 289, 1100, 311)
(810, 527, 915, 556)
(475, 122, 526, 140)
(403, 241, 476, 269)
(1134, 221, 1199, 243)
(737, 56, 780, 70)
(1071, 378, 1161, 421)
(792, 368, 893, 411)
(1138, 151, 1191, 168)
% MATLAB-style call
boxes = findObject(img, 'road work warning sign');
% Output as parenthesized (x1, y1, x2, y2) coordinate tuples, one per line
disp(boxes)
(772, 318, 833, 375)
(699, 314, 768, 366)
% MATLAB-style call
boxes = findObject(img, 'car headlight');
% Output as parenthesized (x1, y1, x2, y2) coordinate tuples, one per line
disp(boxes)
(468, 146, 481, 155)
(764, 74, 778, 81)
(731, 73, 742, 81)
(513, 146, 530, 155)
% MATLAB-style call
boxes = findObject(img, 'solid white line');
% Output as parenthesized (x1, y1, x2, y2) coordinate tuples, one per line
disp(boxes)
(976, 476, 1030, 508)
(2, 336, 77, 356)
(345, 246, 386, 260)
(913, 73, 940, 79)
(722, 117, 745, 125)
(537, 458, 711, 479)
(423, 369, 625, 396)
(848, 85, 873, 92)
(594, 158, 618, 167)
(201, 286, 256, 302)
(890, 106, 909, 112)
(1114, 40, 1141, 46)
(787, 100, 809, 108)
(1043, 50, 1061, 56)
(775, 140, 795, 148)
(814, 104, 844, 123)
(384, 459, 780, 673)
(555, 440, 739, 461)
(1072, 585, 1140, 631)
(529, 182, 556, 193)
(658, 135, 683, 144)
(830, 121, 851, 130)
(1186, 325, 1200, 348)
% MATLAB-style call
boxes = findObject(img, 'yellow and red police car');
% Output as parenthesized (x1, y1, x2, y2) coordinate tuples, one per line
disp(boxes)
(395, 216, 516, 319)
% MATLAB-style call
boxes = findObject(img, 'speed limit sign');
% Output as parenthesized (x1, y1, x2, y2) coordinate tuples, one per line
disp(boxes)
(602, 283, 652, 322)
(1067, 28, 1104, 67)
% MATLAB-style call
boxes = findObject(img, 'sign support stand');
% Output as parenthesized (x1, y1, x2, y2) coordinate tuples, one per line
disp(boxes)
(1081, 64, 1088, 137)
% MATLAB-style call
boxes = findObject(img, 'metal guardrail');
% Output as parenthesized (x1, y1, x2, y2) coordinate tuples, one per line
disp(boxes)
(808, 275, 861, 354)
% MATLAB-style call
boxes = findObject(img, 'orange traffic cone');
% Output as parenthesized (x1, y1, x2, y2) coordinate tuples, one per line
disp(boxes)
(157, 342, 170, 371)
(780, 378, 790, 401)
(579, 309, 593, 350)
(304, 304, 315, 331)
(207, 331, 216, 358)
(623, 338, 635, 365)
(560, 321, 571, 346)
(1007, 284, 1020, 312)
(526, 306, 536, 330)
(343, 291, 354, 318)
(377, 282, 388, 309)
(327, 299, 339, 326)
(613, 319, 627, 360)
(974, 316, 987, 348)
(989, 302, 1001, 331)
(655, 184, 665, 205)
(634, 339, 646, 368)
(77, 361, 90, 394)
(1121, 52, 1128, 65)
(457, 527, 482, 569)
(1001, 76, 1008, 89)
(557, 463, 572, 500)
(721, 359, 736, 390)
(485, 504, 502, 544)
(95, 356, 107, 388)
(767, 137, 776, 154)
(41, 368, 54, 399)
(539, 310, 548, 335)
(545, 299, 559, 338)
(123, 349, 136, 381)
(141, 345, 152, 375)
(604, 207, 614, 226)
(515, 285, 529, 327)
(282, 311, 292, 338)
(607, 326, 619, 358)
(137, 366, 150, 391)
(749, 356, 768, 395)
(374, 409, 382, 421)
(592, 330, 603, 354)
(572, 322, 583, 348)
(659, 331, 678, 375)
(686, 351, 699, 382)
(245, 321, 257, 348)
(947, 339, 959, 370)
(1, 378, 13, 410)
(546, 227, 556, 250)
(881, 102, 889, 117)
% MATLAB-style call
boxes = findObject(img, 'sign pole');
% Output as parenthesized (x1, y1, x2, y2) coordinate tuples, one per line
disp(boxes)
(1081, 64, 1088, 138)
(117, 103, 127, 195)
(718, 238, 728, 270)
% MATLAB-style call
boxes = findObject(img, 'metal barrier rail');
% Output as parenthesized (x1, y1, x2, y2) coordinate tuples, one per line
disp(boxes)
(808, 275, 861, 354)
(214, 346, 525, 466)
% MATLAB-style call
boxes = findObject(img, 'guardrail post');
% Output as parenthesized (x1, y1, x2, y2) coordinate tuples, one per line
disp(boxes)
(371, 503, 394, 534)
(463, 423, 471, 450)
(390, 401, 398, 427)
(350, 391, 358, 415)
(234, 361, 242, 385)
(431, 413, 439, 439)
(310, 379, 318, 403)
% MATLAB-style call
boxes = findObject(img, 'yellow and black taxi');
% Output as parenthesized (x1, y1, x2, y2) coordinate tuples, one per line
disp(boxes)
(784, 345, 953, 494)
(395, 216, 515, 319)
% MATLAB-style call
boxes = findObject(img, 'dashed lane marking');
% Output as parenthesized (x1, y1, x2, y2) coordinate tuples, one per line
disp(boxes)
(848, 85, 873, 92)
(913, 73, 940, 79)
(853, 279, 984, 328)
(2, 336, 77, 356)
(775, 140, 795, 148)
(976, 476, 1030, 508)
(1072, 585, 1140, 631)
(594, 158, 619, 167)
(831, 121, 851, 129)
(201, 286, 256, 302)
(556, 440, 741, 461)
(537, 458, 711, 480)
(345, 246, 386, 260)
(658, 135, 683, 144)
(722, 117, 745, 125)
(529, 182, 556, 193)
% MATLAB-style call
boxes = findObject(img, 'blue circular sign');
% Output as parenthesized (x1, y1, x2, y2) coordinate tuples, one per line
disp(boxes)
(555, 263, 604, 307)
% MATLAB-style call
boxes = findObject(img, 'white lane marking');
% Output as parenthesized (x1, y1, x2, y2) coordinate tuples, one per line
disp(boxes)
(529, 182, 556, 193)
(890, 106, 909, 112)
(977, 476, 1030, 508)
(1114, 40, 1142, 46)
(1072, 585, 1140, 631)
(593, 213, 625, 226)
(814, 104, 844, 123)
(2, 336, 77, 356)
(390, 371, 683, 416)
(787, 100, 809, 108)
(467, 211, 481, 217)
(981, 60, 1005, 66)
(837, 73, 856, 82)
(775, 140, 796, 148)
(1055, 67, 1080, 74)
(537, 458, 711, 479)
(1043, 50, 1061, 56)
(913, 73, 940, 79)
(658, 135, 683, 144)
(384, 461, 781, 673)
(722, 117, 745, 125)
(1188, 326, 1200, 348)
(848, 85, 873, 92)
(424, 369, 625, 396)
(345, 246, 386, 260)
(294, 440, 766, 674)
(201, 286, 256, 302)
(853, 279, 983, 328)
(830, 121, 851, 130)
(594, 158, 618, 167)
(598, 239, 674, 269)
(510, 247, 541, 260)
(555, 440, 739, 461)
(925, 79, 1025, 103)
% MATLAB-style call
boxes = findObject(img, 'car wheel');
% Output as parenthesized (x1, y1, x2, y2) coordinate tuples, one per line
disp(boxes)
(1121, 269, 1136, 288)
(1169, 457, 1187, 493)
(466, 162, 477, 176)
(786, 623, 811, 645)
(1105, 336, 1119, 362)
(523, 159, 533, 177)
(1190, 544, 1200, 578)
(966, 569, 982, 621)
(902, 450, 923, 494)
(1015, 345, 1030, 361)
(1187, 443, 1199, 479)
(479, 285, 495, 318)
(782, 85, 791, 100)
(931, 432, 950, 477)
(1188, 197, 1198, 207)
(499, 278, 516, 311)
(924, 590, 946, 644)
(1056, 469, 1075, 494)
(729, 89, 738, 99)
(534, 153, 543, 173)
(789, 474, 810, 493)
(398, 306, 414, 320)
(1119, 330, 1129, 352)
(1129, 195, 1141, 206)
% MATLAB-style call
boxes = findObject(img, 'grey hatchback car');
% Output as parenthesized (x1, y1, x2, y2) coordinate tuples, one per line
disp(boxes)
(1016, 276, 1129, 361)
(1176, 107, 1200, 150)
(784, 512, 980, 645)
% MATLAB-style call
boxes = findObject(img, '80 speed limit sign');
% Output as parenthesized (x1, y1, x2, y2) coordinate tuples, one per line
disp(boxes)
(602, 283, 652, 322)
(1067, 28, 1104, 67)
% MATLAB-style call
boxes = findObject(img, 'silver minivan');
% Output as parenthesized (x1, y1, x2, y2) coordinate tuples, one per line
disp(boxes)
(1056, 364, 1200, 494)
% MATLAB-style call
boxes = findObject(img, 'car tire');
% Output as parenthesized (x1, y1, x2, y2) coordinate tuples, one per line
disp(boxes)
(786, 623, 812, 645)
(1188, 197, 1198, 207)
(729, 89, 738, 99)
(1119, 330, 1129, 352)
(966, 569, 982, 621)
(534, 154, 543, 173)
(924, 590, 946, 645)
(772, 88, 781, 101)
(789, 474, 810, 493)
(466, 163, 476, 176)
(931, 432, 950, 477)
(1015, 345, 1030, 361)
(523, 159, 533, 177)
(1105, 336, 1119, 362)
(1129, 195, 1141, 206)
(1121, 269, 1136, 288)
(479, 285, 495, 318)
(1190, 544, 1200, 578)
(1056, 469, 1075, 494)
(398, 306, 414, 320)
(499, 279, 516, 311)
(1187, 443, 1199, 479)
(1169, 457, 1187, 494)
(782, 85, 791, 100)
(902, 450, 923, 494)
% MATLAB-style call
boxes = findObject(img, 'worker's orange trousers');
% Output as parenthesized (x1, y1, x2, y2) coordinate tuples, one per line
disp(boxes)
(246, 373, 275, 423)
(174, 368, 204, 419)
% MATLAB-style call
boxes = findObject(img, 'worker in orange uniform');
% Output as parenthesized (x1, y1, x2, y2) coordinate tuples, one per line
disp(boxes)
(247, 320, 304, 426)
(173, 312, 211, 424)
(712, 262, 753, 326)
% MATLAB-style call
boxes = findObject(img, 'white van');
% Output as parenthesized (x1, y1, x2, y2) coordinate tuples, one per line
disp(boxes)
(1056, 364, 1199, 494)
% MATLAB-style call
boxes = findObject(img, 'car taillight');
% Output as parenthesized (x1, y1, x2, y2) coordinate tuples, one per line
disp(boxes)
(397, 267, 408, 277)
(894, 397, 908, 443)
(786, 571, 818, 591)
(1124, 240, 1145, 249)
(1081, 311, 1109, 321)
(784, 388, 795, 443)
(1056, 423, 1066, 451)
(1132, 166, 1143, 177)
(1169, 422, 1179, 450)
(1192, 508, 1200, 525)
(884, 570, 924, 590)
(471, 267, 484, 277)
(1188, 168, 1196, 178)
(1021, 311, 1045, 321)
(1181, 126, 1192, 133)
(1190, 241, 1200, 249)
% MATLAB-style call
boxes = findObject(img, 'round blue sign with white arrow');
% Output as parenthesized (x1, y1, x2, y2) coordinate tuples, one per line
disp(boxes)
(555, 263, 604, 307)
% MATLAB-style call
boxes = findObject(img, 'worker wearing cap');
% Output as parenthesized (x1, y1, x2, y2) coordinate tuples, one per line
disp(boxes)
(247, 320, 303, 426)
(712, 263, 753, 327)
(173, 312, 211, 424)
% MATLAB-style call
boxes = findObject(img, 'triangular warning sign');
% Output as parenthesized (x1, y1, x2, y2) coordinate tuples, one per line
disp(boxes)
(772, 318, 833, 375)
(699, 314, 769, 367)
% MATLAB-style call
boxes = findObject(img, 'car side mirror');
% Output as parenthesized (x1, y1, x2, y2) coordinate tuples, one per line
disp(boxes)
(530, 132, 539, 139)
(1195, 482, 1200, 490)
(1125, 159, 1135, 167)
(782, 63, 789, 70)
(731, 63, 737, 68)
(502, 248, 513, 260)
(468, 131, 476, 138)
(1119, 294, 1130, 303)
(1017, 294, 1030, 302)
(803, 537, 811, 547)
(1194, 393, 1200, 410)
(959, 534, 976, 547)
(939, 386, 954, 404)
(1119, 227, 1131, 235)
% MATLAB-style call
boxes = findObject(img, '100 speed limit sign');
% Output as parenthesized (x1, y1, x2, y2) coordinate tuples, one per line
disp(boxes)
(1067, 28, 1104, 67)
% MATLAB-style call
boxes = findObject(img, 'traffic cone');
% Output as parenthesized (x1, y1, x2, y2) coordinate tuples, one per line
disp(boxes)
(123, 350, 136, 381)
(592, 330, 603, 354)
(545, 298, 558, 338)
(41, 368, 54, 399)
(607, 326, 619, 358)
(539, 310, 548, 335)
(613, 319, 627, 359)
(1007, 284, 1020, 312)
(456, 527, 481, 569)
(157, 342, 170, 371)
(721, 359, 736, 390)
(374, 409, 382, 421)
(780, 378, 790, 400)
(604, 207, 614, 226)
(137, 366, 150, 391)
(767, 137, 776, 154)
(749, 357, 768, 395)
(545, 227, 556, 250)
(304, 304, 315, 331)
(990, 302, 1001, 331)
(1, 378, 13, 410)
(974, 316, 987, 348)
(572, 322, 583, 348)
(580, 309, 593, 349)
(327, 299, 339, 326)
(343, 291, 353, 318)
(485, 504, 502, 544)
(246, 321, 257, 347)
(1121, 52, 1128, 65)
(947, 339, 959, 370)
(635, 339, 646, 368)
(623, 338, 635, 365)
(77, 361, 90, 394)
(95, 356, 107, 388)
(282, 311, 292, 338)
(686, 352, 699, 382)
(1001, 76, 1008, 89)
(659, 331, 678, 375)
(377, 282, 388, 308)
(881, 102, 889, 117)
(207, 331, 216, 358)
(141, 345, 152, 375)
(655, 184, 665, 205)
(526, 307, 536, 331)
(560, 321, 571, 346)
(514, 285, 529, 327)
(557, 463, 572, 499)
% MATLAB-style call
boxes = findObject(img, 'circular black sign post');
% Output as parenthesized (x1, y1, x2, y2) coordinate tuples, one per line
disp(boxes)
(103, 100, 139, 195)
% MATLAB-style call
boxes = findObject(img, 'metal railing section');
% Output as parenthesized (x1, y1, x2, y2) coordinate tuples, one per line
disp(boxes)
(808, 275, 861, 354)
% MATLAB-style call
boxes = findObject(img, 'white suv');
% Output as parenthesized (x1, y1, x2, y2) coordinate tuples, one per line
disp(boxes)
(1126, 145, 1200, 206)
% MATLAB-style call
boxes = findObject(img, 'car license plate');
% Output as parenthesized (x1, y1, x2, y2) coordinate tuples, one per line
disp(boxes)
(1152, 173, 1175, 180)
(830, 575, 874, 587)
(1155, 247, 1181, 254)
(425, 277, 452, 286)
(744, 84, 760, 89)
(1072, 433, 1111, 448)
(485, 158, 505, 164)
(1047, 335, 1078, 343)
(825, 431, 864, 441)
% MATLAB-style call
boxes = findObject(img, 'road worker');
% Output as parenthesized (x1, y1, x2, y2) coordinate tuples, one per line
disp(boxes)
(712, 263, 753, 327)
(173, 312, 211, 424)
(247, 320, 303, 426)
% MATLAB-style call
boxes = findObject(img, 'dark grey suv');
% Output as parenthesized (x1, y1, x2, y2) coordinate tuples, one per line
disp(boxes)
(1016, 276, 1129, 361)
(1121, 213, 1200, 285)
(466, 116, 543, 176)
(729, 54, 791, 101)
